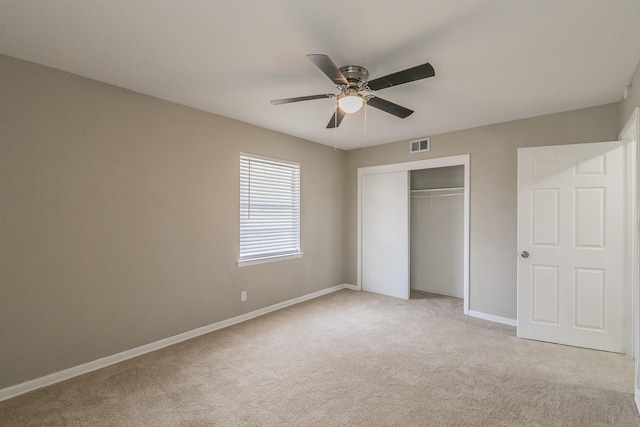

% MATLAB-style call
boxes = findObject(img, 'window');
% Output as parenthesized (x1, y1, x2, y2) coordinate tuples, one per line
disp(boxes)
(238, 153, 301, 265)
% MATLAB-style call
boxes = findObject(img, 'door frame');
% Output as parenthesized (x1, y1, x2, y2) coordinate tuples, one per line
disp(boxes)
(619, 107, 639, 412)
(357, 154, 471, 313)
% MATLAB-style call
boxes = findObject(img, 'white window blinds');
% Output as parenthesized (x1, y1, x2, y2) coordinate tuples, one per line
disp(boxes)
(239, 153, 300, 262)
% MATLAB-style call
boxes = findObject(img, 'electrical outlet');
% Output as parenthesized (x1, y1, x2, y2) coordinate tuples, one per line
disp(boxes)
(241, 291, 247, 302)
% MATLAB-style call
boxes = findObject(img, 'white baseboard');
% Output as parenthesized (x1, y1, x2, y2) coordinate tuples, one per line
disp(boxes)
(636, 387, 640, 415)
(468, 310, 517, 327)
(343, 283, 359, 291)
(0, 283, 352, 402)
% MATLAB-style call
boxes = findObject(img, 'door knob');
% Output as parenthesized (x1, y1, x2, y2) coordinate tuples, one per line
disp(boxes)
(521, 251, 530, 258)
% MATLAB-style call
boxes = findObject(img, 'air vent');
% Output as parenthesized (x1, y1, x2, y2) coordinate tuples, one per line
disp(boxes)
(410, 137, 430, 154)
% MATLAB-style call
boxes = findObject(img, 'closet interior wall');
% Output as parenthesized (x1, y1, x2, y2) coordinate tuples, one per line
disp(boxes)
(410, 166, 465, 298)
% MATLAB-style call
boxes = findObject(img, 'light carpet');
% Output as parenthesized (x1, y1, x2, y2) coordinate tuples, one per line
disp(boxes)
(0, 289, 638, 426)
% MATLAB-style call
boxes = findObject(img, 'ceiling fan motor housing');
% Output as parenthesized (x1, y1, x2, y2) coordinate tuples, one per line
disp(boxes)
(339, 65, 369, 89)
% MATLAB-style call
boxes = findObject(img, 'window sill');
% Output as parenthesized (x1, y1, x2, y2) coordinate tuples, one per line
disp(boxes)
(237, 252, 303, 268)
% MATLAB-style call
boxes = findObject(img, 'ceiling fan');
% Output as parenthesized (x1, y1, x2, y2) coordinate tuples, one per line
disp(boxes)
(271, 54, 435, 128)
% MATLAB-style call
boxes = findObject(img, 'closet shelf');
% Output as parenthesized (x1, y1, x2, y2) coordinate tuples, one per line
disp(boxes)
(411, 187, 464, 198)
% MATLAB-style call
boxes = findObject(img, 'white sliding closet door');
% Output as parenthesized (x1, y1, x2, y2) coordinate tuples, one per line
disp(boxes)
(361, 171, 410, 300)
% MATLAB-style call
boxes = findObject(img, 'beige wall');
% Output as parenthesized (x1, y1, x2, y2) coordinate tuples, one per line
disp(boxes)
(0, 55, 345, 389)
(345, 103, 620, 319)
(621, 58, 640, 129)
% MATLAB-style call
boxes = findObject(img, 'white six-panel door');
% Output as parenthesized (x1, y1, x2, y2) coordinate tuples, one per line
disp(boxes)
(517, 141, 624, 352)
(361, 171, 410, 300)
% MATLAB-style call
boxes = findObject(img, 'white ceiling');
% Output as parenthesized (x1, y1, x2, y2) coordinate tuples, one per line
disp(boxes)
(2, 1, 640, 150)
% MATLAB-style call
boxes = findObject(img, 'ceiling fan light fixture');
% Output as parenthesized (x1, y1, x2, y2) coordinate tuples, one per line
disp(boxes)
(338, 94, 364, 114)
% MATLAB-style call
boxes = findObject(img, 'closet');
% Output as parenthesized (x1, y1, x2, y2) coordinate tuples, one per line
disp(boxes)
(410, 166, 464, 298)
(358, 154, 469, 310)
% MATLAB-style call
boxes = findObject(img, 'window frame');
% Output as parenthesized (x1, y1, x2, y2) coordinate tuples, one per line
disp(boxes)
(237, 152, 302, 267)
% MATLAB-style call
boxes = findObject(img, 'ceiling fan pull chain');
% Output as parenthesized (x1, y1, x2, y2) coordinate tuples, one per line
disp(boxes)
(334, 102, 338, 150)
(363, 101, 368, 148)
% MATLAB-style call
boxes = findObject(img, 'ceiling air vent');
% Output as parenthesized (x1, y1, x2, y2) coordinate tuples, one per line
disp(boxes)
(410, 137, 430, 154)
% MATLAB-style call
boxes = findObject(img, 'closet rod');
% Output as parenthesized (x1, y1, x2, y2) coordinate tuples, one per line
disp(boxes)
(410, 187, 464, 198)
(411, 193, 463, 199)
